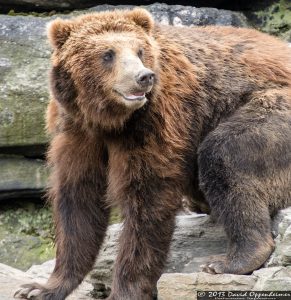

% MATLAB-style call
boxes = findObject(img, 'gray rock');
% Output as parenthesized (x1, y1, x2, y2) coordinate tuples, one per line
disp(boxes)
(158, 272, 257, 300)
(166, 214, 227, 273)
(90, 214, 228, 297)
(157, 266, 291, 300)
(90, 209, 291, 297)
(90, 223, 121, 298)
(253, 266, 291, 290)
(0, 156, 48, 200)
(88, 4, 248, 27)
(2, 209, 291, 299)
(266, 207, 291, 267)
(0, 263, 34, 300)
(0, 262, 93, 300)
(0, 14, 51, 149)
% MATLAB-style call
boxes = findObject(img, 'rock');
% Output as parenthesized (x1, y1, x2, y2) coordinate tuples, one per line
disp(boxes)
(0, 263, 34, 300)
(158, 273, 257, 300)
(0, 262, 93, 300)
(0, 4, 247, 154)
(90, 214, 228, 297)
(0, 156, 48, 200)
(0, 14, 51, 150)
(266, 207, 291, 267)
(0, 1, 251, 13)
(90, 223, 120, 298)
(2, 208, 291, 298)
(25, 259, 56, 280)
(88, 4, 248, 27)
(157, 266, 291, 299)
(253, 266, 291, 290)
(90, 208, 291, 297)
(165, 214, 227, 273)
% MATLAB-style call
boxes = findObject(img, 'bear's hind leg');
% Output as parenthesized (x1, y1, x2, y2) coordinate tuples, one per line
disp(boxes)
(198, 88, 291, 274)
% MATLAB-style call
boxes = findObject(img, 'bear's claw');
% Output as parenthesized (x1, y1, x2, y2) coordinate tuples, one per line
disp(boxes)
(200, 255, 227, 274)
(14, 283, 44, 299)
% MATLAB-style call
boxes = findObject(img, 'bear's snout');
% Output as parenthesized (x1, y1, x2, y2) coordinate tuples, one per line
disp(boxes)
(136, 69, 155, 87)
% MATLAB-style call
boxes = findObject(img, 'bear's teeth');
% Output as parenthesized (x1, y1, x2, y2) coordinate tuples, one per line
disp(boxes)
(124, 93, 145, 100)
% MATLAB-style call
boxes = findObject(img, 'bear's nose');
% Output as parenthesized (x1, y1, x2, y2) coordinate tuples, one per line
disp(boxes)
(136, 70, 155, 87)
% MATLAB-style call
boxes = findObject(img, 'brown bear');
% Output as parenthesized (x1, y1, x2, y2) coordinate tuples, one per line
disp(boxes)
(15, 7, 291, 300)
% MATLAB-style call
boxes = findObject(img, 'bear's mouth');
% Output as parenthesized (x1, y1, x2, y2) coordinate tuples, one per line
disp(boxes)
(123, 92, 146, 101)
(115, 90, 146, 102)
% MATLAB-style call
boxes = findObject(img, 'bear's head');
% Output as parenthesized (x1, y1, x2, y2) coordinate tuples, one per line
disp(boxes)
(47, 8, 159, 130)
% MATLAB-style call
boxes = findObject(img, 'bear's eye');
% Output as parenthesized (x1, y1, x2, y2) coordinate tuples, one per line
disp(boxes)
(103, 50, 115, 63)
(137, 48, 144, 59)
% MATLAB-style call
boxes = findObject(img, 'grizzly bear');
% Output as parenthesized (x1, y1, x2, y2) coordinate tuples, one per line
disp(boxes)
(15, 7, 291, 300)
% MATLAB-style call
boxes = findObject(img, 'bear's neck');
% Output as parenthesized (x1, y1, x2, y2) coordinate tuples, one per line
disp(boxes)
(103, 96, 160, 150)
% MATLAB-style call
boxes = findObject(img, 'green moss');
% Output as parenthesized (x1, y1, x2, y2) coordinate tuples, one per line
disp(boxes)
(0, 201, 55, 270)
(253, 0, 291, 41)
(0, 200, 121, 270)
(7, 9, 60, 17)
(0, 36, 50, 147)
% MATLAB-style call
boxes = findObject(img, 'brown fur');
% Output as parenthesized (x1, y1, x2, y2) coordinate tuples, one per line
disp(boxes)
(15, 8, 291, 300)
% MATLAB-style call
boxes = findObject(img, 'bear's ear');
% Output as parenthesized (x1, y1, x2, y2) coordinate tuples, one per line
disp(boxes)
(126, 8, 154, 34)
(47, 18, 74, 49)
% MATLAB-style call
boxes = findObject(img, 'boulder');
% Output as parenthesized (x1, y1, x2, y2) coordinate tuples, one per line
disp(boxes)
(90, 214, 227, 297)
(0, 156, 48, 200)
(2, 209, 291, 299)
(158, 273, 257, 300)
(89, 209, 291, 298)
(266, 207, 291, 267)
(0, 263, 93, 300)
(0, 14, 51, 150)
(88, 4, 248, 27)
(158, 266, 291, 300)
(0, 1, 250, 13)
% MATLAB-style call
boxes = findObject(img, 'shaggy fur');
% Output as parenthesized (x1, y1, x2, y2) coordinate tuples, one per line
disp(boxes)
(15, 8, 291, 300)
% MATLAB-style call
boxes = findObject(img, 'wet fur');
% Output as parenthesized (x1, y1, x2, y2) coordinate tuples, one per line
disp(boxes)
(16, 8, 291, 300)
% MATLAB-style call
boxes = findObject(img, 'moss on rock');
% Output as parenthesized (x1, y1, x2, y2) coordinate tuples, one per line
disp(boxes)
(0, 199, 121, 270)
(0, 201, 55, 270)
(7, 9, 59, 17)
(252, 0, 291, 41)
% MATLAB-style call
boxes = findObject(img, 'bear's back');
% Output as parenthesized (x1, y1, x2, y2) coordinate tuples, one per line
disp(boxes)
(155, 25, 291, 89)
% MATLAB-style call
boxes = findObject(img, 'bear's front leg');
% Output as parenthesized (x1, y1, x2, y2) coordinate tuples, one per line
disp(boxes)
(15, 132, 109, 300)
(108, 181, 180, 300)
